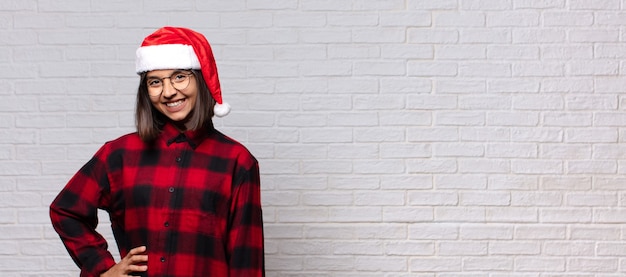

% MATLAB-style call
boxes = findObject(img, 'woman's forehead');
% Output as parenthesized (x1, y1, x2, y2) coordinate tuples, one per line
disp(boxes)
(146, 69, 183, 77)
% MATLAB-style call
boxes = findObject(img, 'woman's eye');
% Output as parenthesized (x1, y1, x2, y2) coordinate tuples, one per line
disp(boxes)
(173, 74, 187, 81)
(148, 79, 161, 87)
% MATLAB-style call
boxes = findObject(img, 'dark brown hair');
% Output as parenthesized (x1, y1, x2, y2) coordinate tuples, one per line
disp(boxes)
(135, 70, 216, 142)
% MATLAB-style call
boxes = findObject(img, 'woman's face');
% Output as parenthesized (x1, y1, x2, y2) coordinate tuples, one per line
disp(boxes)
(146, 69, 198, 129)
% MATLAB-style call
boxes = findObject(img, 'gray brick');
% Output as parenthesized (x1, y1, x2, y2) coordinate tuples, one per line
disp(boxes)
(5, 2, 626, 276)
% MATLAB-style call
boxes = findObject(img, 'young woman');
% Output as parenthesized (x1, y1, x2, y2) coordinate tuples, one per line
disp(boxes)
(50, 27, 264, 277)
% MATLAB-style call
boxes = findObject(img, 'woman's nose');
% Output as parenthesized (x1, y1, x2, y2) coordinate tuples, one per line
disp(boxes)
(161, 80, 177, 98)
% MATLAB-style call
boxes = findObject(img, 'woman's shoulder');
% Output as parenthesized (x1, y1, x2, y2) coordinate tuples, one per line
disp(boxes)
(205, 130, 257, 160)
(99, 132, 145, 153)
(107, 132, 142, 145)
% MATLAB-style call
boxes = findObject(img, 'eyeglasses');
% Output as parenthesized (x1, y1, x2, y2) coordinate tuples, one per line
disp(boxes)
(146, 71, 194, 96)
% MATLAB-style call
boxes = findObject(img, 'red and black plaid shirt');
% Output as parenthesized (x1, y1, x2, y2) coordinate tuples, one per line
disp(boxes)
(50, 123, 264, 277)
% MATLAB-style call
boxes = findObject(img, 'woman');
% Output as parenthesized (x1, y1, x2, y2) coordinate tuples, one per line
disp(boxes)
(50, 26, 264, 277)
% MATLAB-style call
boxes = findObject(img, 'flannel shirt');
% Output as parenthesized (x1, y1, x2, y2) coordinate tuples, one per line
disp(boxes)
(50, 123, 264, 277)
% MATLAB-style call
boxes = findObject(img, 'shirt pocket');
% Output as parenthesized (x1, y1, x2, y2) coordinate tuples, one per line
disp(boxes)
(179, 211, 225, 239)
(178, 189, 228, 237)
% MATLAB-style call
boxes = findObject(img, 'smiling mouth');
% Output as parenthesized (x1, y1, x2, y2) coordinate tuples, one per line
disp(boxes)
(166, 99, 185, 107)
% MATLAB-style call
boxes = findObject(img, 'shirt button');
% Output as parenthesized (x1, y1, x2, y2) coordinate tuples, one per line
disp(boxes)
(175, 157, 182, 162)
(168, 187, 175, 193)
(164, 222, 169, 227)
(160, 257, 166, 262)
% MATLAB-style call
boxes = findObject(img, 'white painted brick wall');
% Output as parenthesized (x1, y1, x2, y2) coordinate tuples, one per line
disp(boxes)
(3, 0, 626, 276)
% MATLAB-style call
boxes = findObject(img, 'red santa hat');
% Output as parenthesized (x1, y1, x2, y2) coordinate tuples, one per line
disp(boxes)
(135, 26, 230, 117)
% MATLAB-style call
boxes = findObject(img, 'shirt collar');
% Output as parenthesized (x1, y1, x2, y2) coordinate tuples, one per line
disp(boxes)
(161, 122, 211, 149)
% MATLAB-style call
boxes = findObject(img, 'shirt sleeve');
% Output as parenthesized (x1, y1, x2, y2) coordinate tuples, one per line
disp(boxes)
(227, 155, 265, 277)
(49, 145, 116, 277)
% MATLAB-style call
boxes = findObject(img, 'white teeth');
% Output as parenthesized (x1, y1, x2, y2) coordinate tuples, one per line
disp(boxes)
(166, 100, 184, 107)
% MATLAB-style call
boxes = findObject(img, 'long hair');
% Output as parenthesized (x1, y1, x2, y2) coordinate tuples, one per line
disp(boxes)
(135, 70, 216, 143)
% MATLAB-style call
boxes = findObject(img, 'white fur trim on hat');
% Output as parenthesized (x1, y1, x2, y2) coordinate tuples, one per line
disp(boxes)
(214, 102, 231, 117)
(135, 44, 201, 73)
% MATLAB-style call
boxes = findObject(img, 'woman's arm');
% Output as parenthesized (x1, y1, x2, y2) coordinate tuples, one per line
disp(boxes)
(49, 147, 117, 277)
(227, 158, 265, 277)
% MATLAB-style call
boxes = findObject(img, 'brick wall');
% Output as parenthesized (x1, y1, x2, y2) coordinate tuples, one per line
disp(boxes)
(2, 0, 626, 276)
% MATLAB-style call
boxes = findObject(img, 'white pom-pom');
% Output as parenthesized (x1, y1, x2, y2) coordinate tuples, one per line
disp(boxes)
(214, 102, 231, 117)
